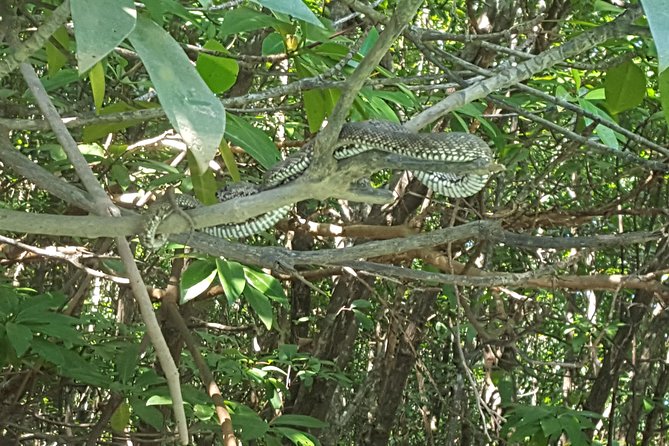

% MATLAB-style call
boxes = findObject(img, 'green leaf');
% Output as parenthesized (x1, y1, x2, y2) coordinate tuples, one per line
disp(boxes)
(196, 40, 240, 94)
(16, 302, 77, 326)
(116, 343, 141, 384)
(230, 404, 270, 441)
(180, 260, 217, 304)
(560, 416, 588, 446)
(659, 68, 669, 128)
(251, 0, 324, 28)
(220, 7, 283, 36)
(273, 426, 320, 445)
(350, 299, 372, 309)
(243, 267, 287, 302)
(5, 322, 32, 357)
(243, 286, 274, 330)
(130, 397, 164, 430)
(45, 27, 70, 76)
(70, 0, 136, 73)
(30, 338, 65, 365)
(604, 61, 646, 114)
(59, 354, 111, 387)
(89, 61, 106, 112)
(219, 140, 241, 182)
(110, 402, 131, 432)
(128, 15, 226, 173)
(143, 0, 193, 23)
(295, 57, 339, 132)
(643, 398, 655, 411)
(38, 69, 80, 92)
(216, 259, 246, 304)
(186, 151, 218, 205)
(146, 394, 172, 406)
(110, 163, 131, 190)
(0, 287, 19, 317)
(33, 323, 83, 344)
(193, 403, 216, 421)
(578, 99, 620, 149)
(271, 414, 328, 429)
(262, 32, 287, 56)
(225, 113, 281, 168)
(540, 417, 562, 438)
(642, 0, 669, 72)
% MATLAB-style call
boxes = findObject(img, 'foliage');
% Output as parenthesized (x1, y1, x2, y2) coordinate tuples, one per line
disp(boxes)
(1, 0, 669, 445)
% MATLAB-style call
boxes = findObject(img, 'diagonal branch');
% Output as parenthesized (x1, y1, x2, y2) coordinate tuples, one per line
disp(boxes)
(18, 62, 190, 444)
(405, 5, 644, 130)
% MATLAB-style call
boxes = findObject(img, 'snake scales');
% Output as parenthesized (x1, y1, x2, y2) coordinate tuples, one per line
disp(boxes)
(142, 120, 492, 246)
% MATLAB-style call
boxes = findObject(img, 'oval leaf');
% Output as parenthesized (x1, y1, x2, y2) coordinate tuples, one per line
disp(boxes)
(180, 260, 217, 304)
(604, 61, 646, 114)
(129, 15, 226, 173)
(251, 0, 324, 28)
(71, 0, 136, 73)
(5, 322, 33, 357)
(243, 287, 274, 330)
(225, 113, 280, 168)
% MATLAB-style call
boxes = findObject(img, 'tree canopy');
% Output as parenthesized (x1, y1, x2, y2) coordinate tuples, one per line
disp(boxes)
(1, 1, 669, 445)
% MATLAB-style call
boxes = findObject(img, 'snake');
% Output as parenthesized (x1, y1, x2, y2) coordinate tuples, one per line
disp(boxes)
(142, 120, 492, 246)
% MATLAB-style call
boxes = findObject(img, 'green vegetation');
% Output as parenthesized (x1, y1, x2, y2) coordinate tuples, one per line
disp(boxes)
(1, 1, 668, 445)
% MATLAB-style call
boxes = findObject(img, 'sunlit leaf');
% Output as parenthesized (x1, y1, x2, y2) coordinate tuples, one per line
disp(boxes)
(70, 0, 136, 73)
(180, 260, 217, 304)
(128, 15, 226, 173)
(642, 0, 669, 72)
(243, 286, 274, 330)
(110, 402, 131, 432)
(251, 0, 324, 27)
(604, 61, 646, 114)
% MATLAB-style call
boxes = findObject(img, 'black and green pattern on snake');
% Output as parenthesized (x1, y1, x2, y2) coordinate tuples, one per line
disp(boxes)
(142, 120, 493, 246)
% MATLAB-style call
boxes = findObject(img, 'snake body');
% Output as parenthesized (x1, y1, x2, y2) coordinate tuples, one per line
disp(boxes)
(143, 120, 492, 245)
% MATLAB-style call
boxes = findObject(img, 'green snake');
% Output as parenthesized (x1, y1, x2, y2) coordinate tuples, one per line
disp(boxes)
(142, 120, 492, 246)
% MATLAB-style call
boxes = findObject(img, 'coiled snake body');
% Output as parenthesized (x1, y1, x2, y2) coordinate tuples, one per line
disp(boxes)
(143, 120, 492, 245)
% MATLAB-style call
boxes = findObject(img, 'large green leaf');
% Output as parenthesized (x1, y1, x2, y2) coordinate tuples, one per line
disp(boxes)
(196, 40, 239, 94)
(578, 98, 621, 149)
(229, 404, 270, 441)
(5, 322, 32, 357)
(251, 0, 324, 27)
(220, 7, 283, 36)
(216, 259, 246, 304)
(273, 426, 320, 446)
(70, 0, 136, 73)
(295, 57, 338, 132)
(642, 0, 669, 72)
(128, 15, 226, 173)
(243, 286, 274, 330)
(180, 260, 217, 304)
(45, 27, 70, 76)
(225, 114, 281, 168)
(243, 267, 287, 302)
(116, 343, 141, 384)
(604, 61, 646, 114)
(130, 397, 164, 430)
(660, 68, 669, 127)
(110, 402, 131, 432)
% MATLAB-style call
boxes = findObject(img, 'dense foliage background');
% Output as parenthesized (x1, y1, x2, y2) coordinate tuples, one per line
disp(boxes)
(1, 0, 668, 445)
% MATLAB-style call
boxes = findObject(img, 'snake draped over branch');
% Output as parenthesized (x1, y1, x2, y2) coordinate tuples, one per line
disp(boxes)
(142, 120, 495, 247)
